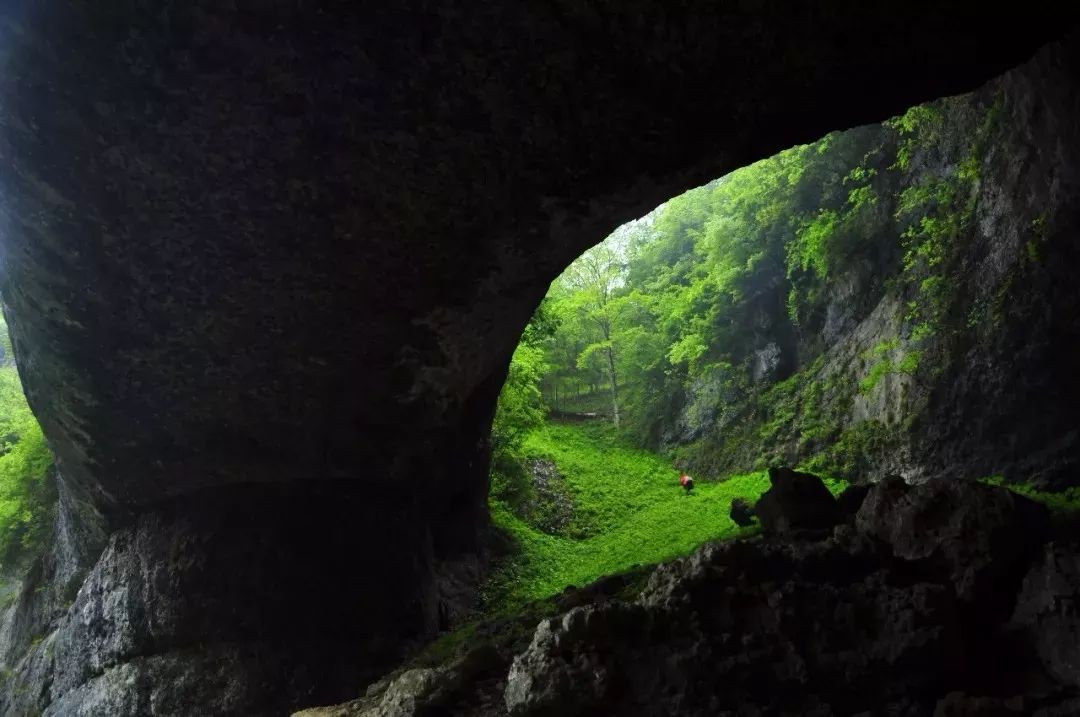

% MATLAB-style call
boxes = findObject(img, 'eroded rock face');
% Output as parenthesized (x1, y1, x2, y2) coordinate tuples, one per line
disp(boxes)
(0, 2, 1074, 713)
(914, 35, 1080, 490)
(1012, 542, 1080, 688)
(2, 485, 441, 715)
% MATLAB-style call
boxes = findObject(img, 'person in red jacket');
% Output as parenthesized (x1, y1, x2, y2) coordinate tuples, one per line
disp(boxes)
(679, 472, 694, 494)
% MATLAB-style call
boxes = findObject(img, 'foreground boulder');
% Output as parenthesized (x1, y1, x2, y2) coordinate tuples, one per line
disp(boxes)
(505, 530, 969, 716)
(754, 466, 841, 535)
(856, 476, 1048, 603)
(729, 497, 756, 526)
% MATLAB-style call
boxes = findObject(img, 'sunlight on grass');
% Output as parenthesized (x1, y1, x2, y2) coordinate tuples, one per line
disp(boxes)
(488, 421, 846, 607)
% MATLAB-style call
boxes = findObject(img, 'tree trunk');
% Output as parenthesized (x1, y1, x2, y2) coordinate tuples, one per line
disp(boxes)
(605, 346, 620, 427)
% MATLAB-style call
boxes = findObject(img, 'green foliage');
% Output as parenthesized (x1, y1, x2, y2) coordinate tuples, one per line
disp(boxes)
(550, 242, 629, 426)
(858, 339, 921, 394)
(477, 87, 1052, 664)
(528, 124, 893, 447)
(0, 316, 56, 573)
(0, 323, 12, 360)
(489, 306, 556, 515)
(485, 421, 844, 608)
(859, 361, 893, 394)
(892, 94, 1001, 347)
(1022, 212, 1050, 265)
(1024, 240, 1040, 264)
(980, 475, 1080, 515)
(799, 420, 897, 479)
(482, 89, 1028, 630)
(491, 343, 547, 454)
(790, 209, 840, 279)
(886, 104, 944, 171)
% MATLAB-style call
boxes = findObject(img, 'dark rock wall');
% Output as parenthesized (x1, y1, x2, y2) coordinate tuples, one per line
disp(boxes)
(917, 39, 1080, 486)
(823, 38, 1080, 486)
(3, 485, 440, 715)
(669, 37, 1080, 488)
(0, 2, 1073, 714)
(308, 476, 1076, 716)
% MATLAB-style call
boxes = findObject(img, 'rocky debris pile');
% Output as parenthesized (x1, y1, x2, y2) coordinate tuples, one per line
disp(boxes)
(525, 459, 575, 535)
(297, 473, 1080, 717)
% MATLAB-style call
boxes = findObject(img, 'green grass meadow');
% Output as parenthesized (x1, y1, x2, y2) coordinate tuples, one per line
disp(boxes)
(487, 420, 844, 606)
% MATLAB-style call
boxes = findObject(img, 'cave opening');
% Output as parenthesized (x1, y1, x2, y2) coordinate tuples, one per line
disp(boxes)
(465, 40, 1080, 712)
(0, 4, 1076, 716)
(486, 82, 1059, 611)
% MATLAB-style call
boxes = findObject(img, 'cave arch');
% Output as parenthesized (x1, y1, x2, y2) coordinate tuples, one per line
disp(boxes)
(0, 2, 1073, 713)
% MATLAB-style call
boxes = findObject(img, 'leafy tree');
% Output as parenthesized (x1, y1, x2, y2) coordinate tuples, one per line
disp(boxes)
(555, 243, 627, 427)
(0, 315, 56, 574)
(489, 302, 557, 509)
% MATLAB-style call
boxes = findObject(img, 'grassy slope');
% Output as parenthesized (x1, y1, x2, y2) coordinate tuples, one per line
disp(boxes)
(981, 475, 1080, 514)
(489, 420, 845, 606)
(417, 431, 1080, 672)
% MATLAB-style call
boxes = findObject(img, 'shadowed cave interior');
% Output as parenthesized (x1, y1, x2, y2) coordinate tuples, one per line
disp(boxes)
(0, 4, 1078, 716)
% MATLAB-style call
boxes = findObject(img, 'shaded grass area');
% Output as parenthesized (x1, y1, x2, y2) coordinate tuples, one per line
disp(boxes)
(485, 420, 847, 609)
(981, 475, 1080, 515)
(412, 567, 650, 670)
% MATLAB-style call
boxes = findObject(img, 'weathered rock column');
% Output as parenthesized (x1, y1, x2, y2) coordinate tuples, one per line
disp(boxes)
(5, 485, 443, 714)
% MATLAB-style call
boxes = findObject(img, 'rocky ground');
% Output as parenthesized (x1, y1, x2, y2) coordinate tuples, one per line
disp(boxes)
(297, 469, 1080, 716)
(525, 459, 575, 535)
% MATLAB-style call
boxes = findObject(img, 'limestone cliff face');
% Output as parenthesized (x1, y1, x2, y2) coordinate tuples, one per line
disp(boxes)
(915, 41, 1080, 487)
(673, 37, 1080, 488)
(0, 2, 1073, 714)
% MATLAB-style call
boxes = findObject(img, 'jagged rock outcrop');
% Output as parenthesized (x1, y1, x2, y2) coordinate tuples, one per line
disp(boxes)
(525, 459, 574, 535)
(0, 2, 1075, 713)
(754, 466, 841, 534)
(302, 474, 1080, 716)
(1011, 542, 1080, 688)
